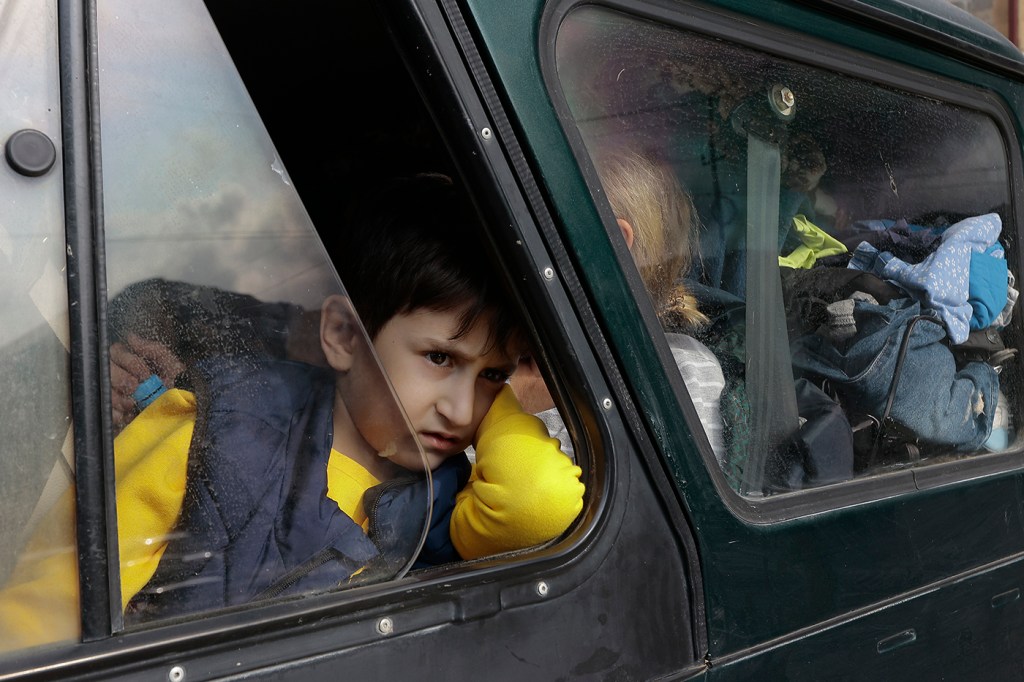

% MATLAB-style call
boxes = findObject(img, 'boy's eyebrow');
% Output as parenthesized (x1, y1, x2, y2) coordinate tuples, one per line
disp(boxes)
(421, 333, 518, 369)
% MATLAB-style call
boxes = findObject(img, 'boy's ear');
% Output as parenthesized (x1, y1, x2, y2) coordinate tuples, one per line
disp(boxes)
(616, 218, 635, 251)
(320, 295, 361, 372)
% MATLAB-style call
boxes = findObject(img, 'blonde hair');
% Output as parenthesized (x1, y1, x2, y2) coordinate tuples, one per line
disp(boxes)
(593, 149, 708, 329)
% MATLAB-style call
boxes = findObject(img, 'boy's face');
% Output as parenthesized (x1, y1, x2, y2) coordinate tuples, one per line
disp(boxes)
(323, 296, 518, 472)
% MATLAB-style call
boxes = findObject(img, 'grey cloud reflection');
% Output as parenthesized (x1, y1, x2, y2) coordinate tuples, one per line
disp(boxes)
(105, 180, 338, 310)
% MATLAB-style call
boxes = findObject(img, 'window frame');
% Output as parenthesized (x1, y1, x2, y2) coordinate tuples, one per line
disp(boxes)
(541, 0, 1024, 522)
(59, 0, 122, 641)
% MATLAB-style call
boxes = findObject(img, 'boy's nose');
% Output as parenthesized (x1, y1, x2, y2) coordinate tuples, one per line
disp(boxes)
(437, 381, 475, 428)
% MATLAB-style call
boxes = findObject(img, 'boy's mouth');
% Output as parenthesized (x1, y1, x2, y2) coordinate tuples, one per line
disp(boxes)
(418, 430, 465, 455)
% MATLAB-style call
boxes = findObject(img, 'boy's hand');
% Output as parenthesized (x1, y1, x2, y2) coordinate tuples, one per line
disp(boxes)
(110, 334, 185, 431)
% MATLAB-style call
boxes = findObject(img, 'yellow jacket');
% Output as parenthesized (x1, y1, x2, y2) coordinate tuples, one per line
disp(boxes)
(0, 384, 583, 651)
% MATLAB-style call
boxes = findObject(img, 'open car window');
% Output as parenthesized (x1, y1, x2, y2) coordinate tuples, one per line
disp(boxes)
(0, 0, 589, 658)
(0, 0, 432, 651)
(554, 5, 1019, 499)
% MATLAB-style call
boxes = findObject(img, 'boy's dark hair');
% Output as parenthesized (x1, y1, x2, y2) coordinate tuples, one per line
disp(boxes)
(335, 173, 522, 353)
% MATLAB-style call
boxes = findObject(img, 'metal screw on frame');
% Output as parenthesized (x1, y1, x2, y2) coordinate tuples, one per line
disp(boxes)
(769, 84, 796, 118)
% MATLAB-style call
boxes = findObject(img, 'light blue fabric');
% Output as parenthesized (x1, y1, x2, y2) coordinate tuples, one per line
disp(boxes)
(968, 243, 1009, 330)
(846, 213, 1003, 344)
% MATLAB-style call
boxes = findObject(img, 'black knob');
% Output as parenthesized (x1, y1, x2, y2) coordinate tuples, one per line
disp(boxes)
(6, 129, 57, 177)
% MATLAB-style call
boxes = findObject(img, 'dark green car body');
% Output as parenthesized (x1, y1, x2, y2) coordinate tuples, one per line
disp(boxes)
(3, 0, 1024, 679)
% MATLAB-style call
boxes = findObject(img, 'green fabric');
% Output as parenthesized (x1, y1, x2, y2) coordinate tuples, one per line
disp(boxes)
(778, 214, 847, 269)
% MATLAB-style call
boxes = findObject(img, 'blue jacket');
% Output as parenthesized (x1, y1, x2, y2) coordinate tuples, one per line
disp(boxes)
(126, 357, 470, 623)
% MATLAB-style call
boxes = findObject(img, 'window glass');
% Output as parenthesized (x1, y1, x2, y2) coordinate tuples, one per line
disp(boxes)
(101, 0, 440, 626)
(0, 0, 77, 657)
(0, 0, 587, 650)
(555, 6, 1018, 498)
(0, 0, 432, 639)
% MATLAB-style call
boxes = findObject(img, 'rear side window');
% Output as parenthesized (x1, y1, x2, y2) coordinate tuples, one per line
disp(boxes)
(554, 6, 1019, 499)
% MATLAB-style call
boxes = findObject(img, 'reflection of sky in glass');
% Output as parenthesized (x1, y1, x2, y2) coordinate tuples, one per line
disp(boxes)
(98, 0, 338, 309)
(98, 1, 431, 601)
(0, 0, 428, 611)
(0, 0, 67, 347)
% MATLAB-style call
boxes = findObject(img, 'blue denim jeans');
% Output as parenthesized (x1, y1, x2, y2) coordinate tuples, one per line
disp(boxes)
(792, 298, 998, 451)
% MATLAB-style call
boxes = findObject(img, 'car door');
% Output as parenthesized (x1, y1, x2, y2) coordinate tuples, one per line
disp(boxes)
(488, 0, 1024, 678)
(0, 0, 704, 679)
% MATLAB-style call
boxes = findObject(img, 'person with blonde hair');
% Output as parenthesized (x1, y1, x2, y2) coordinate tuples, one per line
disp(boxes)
(515, 148, 726, 462)
(593, 148, 708, 331)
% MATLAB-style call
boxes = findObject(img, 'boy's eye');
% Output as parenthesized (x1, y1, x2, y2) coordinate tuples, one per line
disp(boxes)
(426, 351, 450, 366)
(481, 368, 511, 384)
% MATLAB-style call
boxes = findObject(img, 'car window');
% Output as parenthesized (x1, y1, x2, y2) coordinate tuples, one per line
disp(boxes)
(554, 5, 1018, 498)
(0, 0, 77, 658)
(98, 0, 437, 626)
(0, 0, 588, 654)
(0, 0, 432, 648)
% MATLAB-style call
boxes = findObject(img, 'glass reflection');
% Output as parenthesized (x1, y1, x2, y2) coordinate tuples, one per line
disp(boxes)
(95, 0, 433, 623)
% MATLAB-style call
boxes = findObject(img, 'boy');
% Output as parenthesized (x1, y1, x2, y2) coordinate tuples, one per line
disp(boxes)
(0, 174, 584, 643)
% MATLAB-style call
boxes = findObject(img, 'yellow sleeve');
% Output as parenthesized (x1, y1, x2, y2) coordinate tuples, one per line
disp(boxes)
(115, 389, 195, 607)
(0, 486, 79, 652)
(450, 385, 584, 559)
(0, 389, 194, 653)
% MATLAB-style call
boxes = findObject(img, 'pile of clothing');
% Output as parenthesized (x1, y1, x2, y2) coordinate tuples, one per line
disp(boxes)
(785, 213, 1017, 463)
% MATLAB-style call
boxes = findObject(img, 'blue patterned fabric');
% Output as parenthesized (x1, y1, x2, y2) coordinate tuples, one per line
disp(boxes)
(847, 213, 1003, 344)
